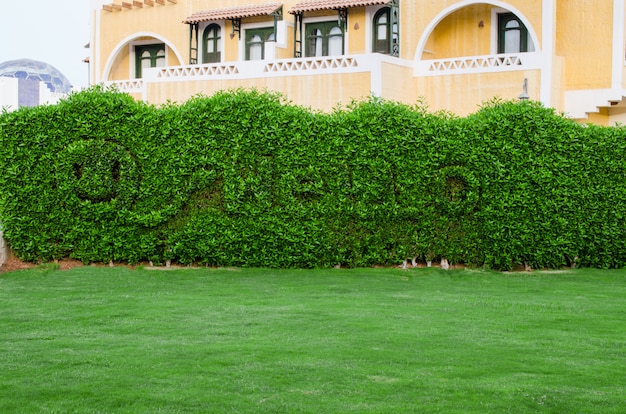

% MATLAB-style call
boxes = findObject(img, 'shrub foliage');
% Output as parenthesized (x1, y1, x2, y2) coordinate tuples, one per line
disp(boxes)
(1, 87, 626, 269)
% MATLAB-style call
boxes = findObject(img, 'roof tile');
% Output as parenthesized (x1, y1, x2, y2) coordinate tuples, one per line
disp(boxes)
(289, 0, 389, 14)
(184, 3, 282, 24)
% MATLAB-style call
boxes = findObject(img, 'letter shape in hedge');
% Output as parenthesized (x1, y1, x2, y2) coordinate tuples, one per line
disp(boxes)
(58, 140, 140, 206)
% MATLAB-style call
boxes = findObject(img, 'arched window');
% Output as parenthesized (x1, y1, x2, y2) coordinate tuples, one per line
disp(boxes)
(373, 7, 398, 55)
(305, 22, 344, 57)
(498, 13, 528, 53)
(135, 44, 165, 78)
(249, 35, 263, 60)
(203, 24, 221, 64)
(373, 8, 390, 54)
(245, 27, 275, 60)
(328, 27, 343, 56)
(309, 29, 323, 56)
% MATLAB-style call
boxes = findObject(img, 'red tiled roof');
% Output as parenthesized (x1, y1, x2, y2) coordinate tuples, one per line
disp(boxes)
(289, 0, 389, 14)
(183, 3, 282, 24)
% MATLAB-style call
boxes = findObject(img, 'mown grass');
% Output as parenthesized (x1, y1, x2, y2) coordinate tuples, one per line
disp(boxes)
(0, 266, 625, 413)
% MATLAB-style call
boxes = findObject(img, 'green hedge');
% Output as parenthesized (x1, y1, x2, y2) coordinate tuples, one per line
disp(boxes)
(1, 87, 626, 269)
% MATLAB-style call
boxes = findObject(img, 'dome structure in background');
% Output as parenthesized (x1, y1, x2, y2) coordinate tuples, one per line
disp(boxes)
(0, 58, 72, 94)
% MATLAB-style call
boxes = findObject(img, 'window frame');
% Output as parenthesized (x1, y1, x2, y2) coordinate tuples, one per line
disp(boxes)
(202, 23, 222, 64)
(134, 43, 166, 79)
(497, 12, 528, 54)
(373, 7, 398, 55)
(244, 27, 275, 61)
(373, 7, 390, 54)
(367, 5, 398, 55)
(304, 20, 345, 57)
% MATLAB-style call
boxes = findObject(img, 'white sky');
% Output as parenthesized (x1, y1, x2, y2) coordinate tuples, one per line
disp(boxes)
(0, 0, 91, 89)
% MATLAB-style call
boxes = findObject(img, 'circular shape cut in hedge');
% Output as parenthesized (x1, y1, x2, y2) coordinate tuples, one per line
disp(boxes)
(433, 165, 479, 217)
(56, 139, 140, 206)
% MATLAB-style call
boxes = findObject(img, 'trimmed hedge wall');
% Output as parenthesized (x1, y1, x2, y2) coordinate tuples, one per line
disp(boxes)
(1, 87, 626, 269)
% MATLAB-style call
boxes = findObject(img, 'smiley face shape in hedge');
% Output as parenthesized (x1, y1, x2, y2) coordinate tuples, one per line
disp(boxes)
(57, 139, 140, 206)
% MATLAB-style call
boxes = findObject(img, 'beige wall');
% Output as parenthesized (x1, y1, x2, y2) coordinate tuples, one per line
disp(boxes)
(416, 70, 542, 116)
(586, 108, 611, 126)
(380, 62, 419, 105)
(145, 72, 372, 111)
(556, 0, 613, 90)
(348, 8, 367, 54)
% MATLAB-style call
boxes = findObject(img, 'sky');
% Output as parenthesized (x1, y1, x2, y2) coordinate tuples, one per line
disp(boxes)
(0, 0, 92, 89)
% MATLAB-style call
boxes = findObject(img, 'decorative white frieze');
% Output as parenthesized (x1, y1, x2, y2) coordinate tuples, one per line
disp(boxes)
(264, 57, 359, 73)
(414, 52, 543, 76)
(105, 79, 144, 93)
(157, 65, 240, 78)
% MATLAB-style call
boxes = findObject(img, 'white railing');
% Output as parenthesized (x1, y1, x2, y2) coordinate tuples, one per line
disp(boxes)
(105, 79, 144, 93)
(414, 52, 542, 76)
(143, 55, 369, 83)
(157, 65, 240, 79)
(264, 57, 359, 73)
(104, 52, 542, 94)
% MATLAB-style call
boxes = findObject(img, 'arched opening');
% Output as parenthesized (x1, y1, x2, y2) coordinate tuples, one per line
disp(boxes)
(415, 1, 539, 61)
(101, 33, 184, 82)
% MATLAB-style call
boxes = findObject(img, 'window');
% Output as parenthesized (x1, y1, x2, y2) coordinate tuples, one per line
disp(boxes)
(135, 44, 165, 78)
(203, 24, 221, 63)
(498, 13, 528, 53)
(373, 7, 398, 54)
(305, 21, 344, 57)
(245, 27, 275, 61)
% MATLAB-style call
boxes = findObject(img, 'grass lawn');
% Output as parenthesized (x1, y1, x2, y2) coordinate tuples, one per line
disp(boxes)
(0, 265, 625, 413)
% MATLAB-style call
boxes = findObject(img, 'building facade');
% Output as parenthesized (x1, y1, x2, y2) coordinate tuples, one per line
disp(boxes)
(90, 0, 626, 124)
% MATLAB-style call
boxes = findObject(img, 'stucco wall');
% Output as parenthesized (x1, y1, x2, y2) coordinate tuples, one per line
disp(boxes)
(379, 62, 419, 105)
(556, 0, 613, 90)
(144, 71, 372, 111)
(415, 69, 542, 116)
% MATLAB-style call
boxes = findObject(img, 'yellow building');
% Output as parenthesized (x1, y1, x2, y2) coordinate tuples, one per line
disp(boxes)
(90, 0, 626, 124)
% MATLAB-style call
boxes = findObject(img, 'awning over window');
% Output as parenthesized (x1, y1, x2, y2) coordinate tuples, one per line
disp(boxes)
(183, 3, 282, 24)
(289, 0, 389, 14)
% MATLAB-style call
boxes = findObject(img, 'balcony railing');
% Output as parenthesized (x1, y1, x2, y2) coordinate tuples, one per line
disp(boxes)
(414, 52, 542, 76)
(156, 65, 240, 79)
(105, 79, 144, 93)
(104, 52, 543, 92)
(264, 57, 359, 73)
(143, 56, 365, 82)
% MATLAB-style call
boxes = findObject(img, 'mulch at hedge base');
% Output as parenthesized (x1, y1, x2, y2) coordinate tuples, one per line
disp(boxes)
(1, 253, 85, 273)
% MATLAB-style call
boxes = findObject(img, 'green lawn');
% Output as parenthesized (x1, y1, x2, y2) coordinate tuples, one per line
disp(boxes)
(1, 266, 624, 413)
